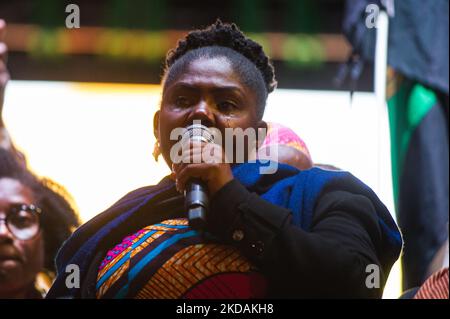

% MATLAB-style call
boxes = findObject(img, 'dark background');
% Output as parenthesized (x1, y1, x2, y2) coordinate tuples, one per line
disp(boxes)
(0, 0, 373, 91)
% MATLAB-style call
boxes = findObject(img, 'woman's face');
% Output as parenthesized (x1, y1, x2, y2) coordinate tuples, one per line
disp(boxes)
(0, 178, 44, 298)
(155, 56, 265, 167)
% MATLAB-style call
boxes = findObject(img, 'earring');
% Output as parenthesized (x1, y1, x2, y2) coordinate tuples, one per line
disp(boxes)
(153, 141, 161, 162)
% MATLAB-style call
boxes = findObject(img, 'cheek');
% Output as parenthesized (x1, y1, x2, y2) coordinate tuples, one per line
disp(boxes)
(215, 116, 259, 159)
(158, 108, 188, 160)
(158, 110, 172, 142)
(159, 107, 187, 135)
(22, 235, 45, 276)
(217, 114, 256, 132)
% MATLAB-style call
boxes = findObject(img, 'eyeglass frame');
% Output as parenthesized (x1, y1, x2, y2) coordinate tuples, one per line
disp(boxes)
(0, 204, 42, 240)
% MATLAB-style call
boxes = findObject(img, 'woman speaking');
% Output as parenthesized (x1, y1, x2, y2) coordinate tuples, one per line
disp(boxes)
(47, 21, 402, 299)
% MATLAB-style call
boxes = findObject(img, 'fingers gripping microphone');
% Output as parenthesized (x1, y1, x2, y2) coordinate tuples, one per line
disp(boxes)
(182, 123, 214, 230)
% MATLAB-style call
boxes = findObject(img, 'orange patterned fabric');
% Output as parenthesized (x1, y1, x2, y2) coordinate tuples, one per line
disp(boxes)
(96, 219, 267, 299)
(136, 244, 254, 299)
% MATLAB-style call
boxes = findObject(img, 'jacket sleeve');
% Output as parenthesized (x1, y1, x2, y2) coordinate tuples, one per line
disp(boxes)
(208, 179, 390, 298)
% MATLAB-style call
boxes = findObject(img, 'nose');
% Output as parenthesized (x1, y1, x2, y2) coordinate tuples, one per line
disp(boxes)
(188, 99, 216, 127)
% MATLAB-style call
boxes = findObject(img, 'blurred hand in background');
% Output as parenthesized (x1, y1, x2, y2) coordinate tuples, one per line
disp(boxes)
(0, 19, 10, 125)
(0, 19, 15, 153)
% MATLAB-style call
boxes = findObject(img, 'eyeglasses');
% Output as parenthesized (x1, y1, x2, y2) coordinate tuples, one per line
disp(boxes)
(0, 204, 42, 240)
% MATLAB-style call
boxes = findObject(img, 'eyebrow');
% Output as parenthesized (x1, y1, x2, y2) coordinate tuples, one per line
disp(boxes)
(166, 82, 244, 95)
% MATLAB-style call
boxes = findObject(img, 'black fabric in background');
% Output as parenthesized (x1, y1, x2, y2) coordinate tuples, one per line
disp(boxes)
(398, 100, 449, 289)
(343, 0, 449, 94)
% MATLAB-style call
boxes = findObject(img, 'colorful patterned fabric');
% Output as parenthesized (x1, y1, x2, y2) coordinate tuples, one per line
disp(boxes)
(260, 122, 311, 158)
(47, 163, 402, 299)
(96, 218, 267, 299)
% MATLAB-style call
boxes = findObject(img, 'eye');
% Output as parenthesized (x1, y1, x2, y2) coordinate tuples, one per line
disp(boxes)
(10, 211, 35, 229)
(217, 100, 239, 113)
(174, 96, 191, 108)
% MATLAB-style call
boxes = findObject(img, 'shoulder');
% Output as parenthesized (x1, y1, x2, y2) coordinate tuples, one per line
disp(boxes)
(55, 177, 174, 267)
(303, 167, 394, 227)
(300, 167, 384, 209)
(305, 168, 403, 264)
(81, 176, 174, 230)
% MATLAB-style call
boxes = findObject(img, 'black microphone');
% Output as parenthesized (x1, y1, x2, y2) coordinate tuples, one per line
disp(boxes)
(182, 123, 214, 230)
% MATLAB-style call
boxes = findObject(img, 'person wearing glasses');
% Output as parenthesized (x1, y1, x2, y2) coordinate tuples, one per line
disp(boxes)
(0, 149, 79, 298)
(0, 20, 80, 298)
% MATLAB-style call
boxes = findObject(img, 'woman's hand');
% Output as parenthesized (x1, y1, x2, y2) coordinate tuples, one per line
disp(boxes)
(172, 141, 234, 196)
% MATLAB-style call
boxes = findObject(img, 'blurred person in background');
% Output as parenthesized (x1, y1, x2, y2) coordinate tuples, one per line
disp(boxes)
(256, 122, 313, 171)
(343, 0, 449, 290)
(0, 20, 80, 298)
(0, 149, 80, 298)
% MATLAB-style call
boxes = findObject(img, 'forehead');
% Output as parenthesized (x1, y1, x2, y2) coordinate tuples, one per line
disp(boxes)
(0, 178, 34, 205)
(165, 56, 246, 92)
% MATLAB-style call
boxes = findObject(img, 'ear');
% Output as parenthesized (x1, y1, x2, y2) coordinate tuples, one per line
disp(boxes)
(153, 110, 160, 140)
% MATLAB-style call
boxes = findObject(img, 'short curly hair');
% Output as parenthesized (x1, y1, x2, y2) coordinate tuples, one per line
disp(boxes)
(0, 148, 80, 273)
(162, 20, 277, 118)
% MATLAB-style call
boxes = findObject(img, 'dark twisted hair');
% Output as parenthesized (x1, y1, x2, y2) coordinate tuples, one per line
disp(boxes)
(162, 20, 277, 118)
(0, 148, 80, 273)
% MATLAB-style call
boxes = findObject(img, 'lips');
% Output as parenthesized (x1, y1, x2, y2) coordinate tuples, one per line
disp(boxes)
(0, 255, 22, 262)
(0, 249, 23, 264)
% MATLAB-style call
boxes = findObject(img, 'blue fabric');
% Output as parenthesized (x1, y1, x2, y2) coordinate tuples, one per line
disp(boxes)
(47, 161, 402, 298)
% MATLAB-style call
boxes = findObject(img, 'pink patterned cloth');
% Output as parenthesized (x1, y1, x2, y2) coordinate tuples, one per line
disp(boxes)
(98, 228, 147, 271)
(260, 122, 311, 158)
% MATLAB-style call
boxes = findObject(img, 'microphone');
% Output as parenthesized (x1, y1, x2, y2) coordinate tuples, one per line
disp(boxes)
(182, 123, 214, 230)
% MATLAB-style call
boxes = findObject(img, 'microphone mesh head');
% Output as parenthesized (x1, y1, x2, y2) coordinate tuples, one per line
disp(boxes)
(183, 123, 214, 143)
